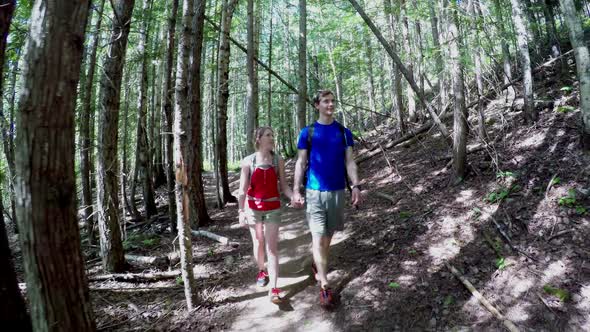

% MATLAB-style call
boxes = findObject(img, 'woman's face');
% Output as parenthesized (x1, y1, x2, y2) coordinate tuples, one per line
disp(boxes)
(258, 129, 275, 150)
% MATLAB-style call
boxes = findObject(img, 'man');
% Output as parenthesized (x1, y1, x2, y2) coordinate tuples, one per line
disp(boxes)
(292, 89, 362, 307)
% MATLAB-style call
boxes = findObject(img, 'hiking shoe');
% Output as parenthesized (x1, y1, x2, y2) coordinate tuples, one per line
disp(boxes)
(256, 270, 269, 287)
(270, 288, 283, 304)
(319, 286, 334, 307)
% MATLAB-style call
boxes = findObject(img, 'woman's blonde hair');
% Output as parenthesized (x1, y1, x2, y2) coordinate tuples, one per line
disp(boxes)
(253, 126, 274, 150)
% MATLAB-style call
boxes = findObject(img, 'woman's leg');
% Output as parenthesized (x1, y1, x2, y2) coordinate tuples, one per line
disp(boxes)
(248, 222, 266, 270)
(264, 221, 280, 289)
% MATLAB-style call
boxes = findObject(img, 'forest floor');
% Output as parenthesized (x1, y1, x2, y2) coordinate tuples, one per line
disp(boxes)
(8, 54, 590, 331)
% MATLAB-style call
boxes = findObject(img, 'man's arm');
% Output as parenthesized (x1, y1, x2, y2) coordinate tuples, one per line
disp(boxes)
(291, 149, 308, 207)
(345, 147, 361, 205)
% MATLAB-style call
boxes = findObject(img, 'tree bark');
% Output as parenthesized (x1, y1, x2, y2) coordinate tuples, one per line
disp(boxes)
(493, 0, 515, 98)
(384, 0, 406, 134)
(510, 0, 537, 123)
(97, 0, 135, 273)
(215, 0, 239, 205)
(470, 0, 487, 140)
(297, 0, 307, 131)
(267, 0, 274, 126)
(560, 0, 590, 149)
(14, 1, 96, 330)
(188, 0, 211, 227)
(448, 0, 468, 179)
(134, 0, 158, 219)
(429, 1, 446, 115)
(401, 0, 417, 122)
(347, 0, 451, 143)
(163, 0, 179, 232)
(245, 0, 259, 154)
(174, 0, 198, 309)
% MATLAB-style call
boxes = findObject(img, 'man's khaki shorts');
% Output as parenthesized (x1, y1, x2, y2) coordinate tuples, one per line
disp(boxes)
(306, 189, 345, 237)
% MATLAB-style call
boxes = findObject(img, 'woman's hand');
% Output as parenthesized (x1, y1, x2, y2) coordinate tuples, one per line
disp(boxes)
(238, 210, 249, 228)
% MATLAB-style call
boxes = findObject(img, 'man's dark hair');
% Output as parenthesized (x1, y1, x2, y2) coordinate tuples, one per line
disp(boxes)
(313, 89, 334, 105)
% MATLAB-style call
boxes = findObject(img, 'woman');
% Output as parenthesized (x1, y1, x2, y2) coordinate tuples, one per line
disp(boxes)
(237, 127, 293, 304)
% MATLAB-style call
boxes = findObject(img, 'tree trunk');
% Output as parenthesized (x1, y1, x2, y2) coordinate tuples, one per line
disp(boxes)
(188, 0, 211, 227)
(0, 1, 18, 234)
(14, 1, 96, 330)
(510, 0, 536, 123)
(97, 0, 135, 273)
(401, 0, 417, 122)
(174, 0, 198, 309)
(429, 1, 445, 115)
(470, 0, 487, 140)
(79, 0, 105, 244)
(163, 0, 179, 233)
(134, 0, 158, 219)
(297, 0, 307, 131)
(363, 25, 377, 125)
(384, 0, 406, 134)
(216, 0, 239, 205)
(493, 0, 515, 98)
(121, 77, 133, 222)
(267, 0, 274, 126)
(560, 0, 590, 149)
(449, 0, 468, 179)
(246, 0, 259, 154)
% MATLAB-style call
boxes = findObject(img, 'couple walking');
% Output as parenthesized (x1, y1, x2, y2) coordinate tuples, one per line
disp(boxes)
(237, 89, 362, 307)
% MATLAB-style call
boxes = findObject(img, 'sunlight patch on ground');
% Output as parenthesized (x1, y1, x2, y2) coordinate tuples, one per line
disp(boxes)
(412, 184, 425, 194)
(505, 303, 531, 322)
(541, 259, 570, 284)
(455, 189, 475, 204)
(516, 131, 545, 150)
(428, 238, 461, 263)
(396, 274, 416, 287)
(462, 295, 493, 323)
(573, 284, 590, 330)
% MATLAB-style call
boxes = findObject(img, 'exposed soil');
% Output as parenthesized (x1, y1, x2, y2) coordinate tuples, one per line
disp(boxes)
(8, 54, 590, 331)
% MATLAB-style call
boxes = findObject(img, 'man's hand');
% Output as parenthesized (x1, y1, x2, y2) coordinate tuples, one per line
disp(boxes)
(351, 187, 362, 207)
(291, 190, 305, 208)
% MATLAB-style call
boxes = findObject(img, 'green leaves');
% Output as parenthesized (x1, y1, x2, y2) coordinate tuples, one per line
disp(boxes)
(543, 284, 570, 302)
(388, 282, 401, 289)
(556, 105, 575, 113)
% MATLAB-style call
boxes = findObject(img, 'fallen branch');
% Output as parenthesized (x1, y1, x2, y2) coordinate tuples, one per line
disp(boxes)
(88, 271, 180, 282)
(547, 229, 573, 242)
(191, 229, 229, 245)
(125, 254, 168, 266)
(356, 122, 433, 164)
(445, 262, 520, 332)
(545, 174, 558, 199)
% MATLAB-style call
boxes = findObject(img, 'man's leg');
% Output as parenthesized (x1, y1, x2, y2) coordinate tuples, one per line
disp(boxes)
(312, 233, 333, 288)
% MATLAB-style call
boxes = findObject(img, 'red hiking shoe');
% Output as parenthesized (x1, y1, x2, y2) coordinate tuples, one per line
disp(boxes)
(256, 270, 269, 287)
(270, 288, 283, 304)
(319, 286, 334, 307)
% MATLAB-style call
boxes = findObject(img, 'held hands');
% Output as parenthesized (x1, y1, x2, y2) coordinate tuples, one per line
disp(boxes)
(291, 191, 305, 208)
(351, 187, 362, 208)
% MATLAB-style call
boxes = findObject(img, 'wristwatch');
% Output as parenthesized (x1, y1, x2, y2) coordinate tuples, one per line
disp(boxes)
(351, 184, 362, 191)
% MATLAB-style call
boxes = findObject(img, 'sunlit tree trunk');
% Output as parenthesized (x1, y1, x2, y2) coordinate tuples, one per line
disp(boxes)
(216, 0, 239, 205)
(267, 0, 274, 126)
(163, 0, 179, 232)
(470, 0, 487, 140)
(14, 1, 96, 329)
(510, 0, 536, 123)
(429, 1, 444, 115)
(384, 0, 405, 134)
(175, 0, 198, 309)
(97, 0, 135, 273)
(401, 0, 417, 122)
(560, 0, 590, 149)
(493, 0, 515, 98)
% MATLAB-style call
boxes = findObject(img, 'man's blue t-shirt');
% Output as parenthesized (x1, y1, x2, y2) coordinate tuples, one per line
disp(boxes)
(297, 121, 354, 191)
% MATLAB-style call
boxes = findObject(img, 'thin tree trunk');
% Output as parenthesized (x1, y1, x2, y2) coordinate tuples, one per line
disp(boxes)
(401, 0, 417, 122)
(297, 0, 307, 131)
(14, 1, 96, 330)
(560, 0, 590, 149)
(493, 0, 515, 98)
(121, 77, 133, 223)
(163, 0, 179, 232)
(510, 0, 536, 123)
(267, 0, 273, 126)
(216, 0, 239, 205)
(246, 0, 259, 154)
(97, 0, 135, 273)
(470, 0, 487, 140)
(385, 0, 406, 134)
(449, 0, 468, 179)
(134, 0, 158, 219)
(174, 0, 198, 309)
(188, 0, 211, 227)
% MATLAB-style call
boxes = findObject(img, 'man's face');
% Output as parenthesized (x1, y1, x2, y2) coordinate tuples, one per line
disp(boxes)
(315, 94, 335, 116)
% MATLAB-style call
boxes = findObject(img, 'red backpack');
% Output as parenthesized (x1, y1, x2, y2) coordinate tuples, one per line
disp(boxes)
(246, 152, 281, 211)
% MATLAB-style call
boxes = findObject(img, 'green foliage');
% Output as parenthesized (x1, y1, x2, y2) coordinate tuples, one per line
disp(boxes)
(175, 276, 184, 286)
(388, 282, 401, 289)
(558, 189, 577, 207)
(550, 177, 561, 186)
(398, 211, 412, 220)
(471, 207, 482, 220)
(123, 233, 160, 250)
(560, 86, 573, 93)
(543, 284, 570, 302)
(496, 170, 516, 180)
(556, 105, 575, 113)
(495, 257, 507, 270)
(485, 187, 510, 203)
(443, 295, 455, 307)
